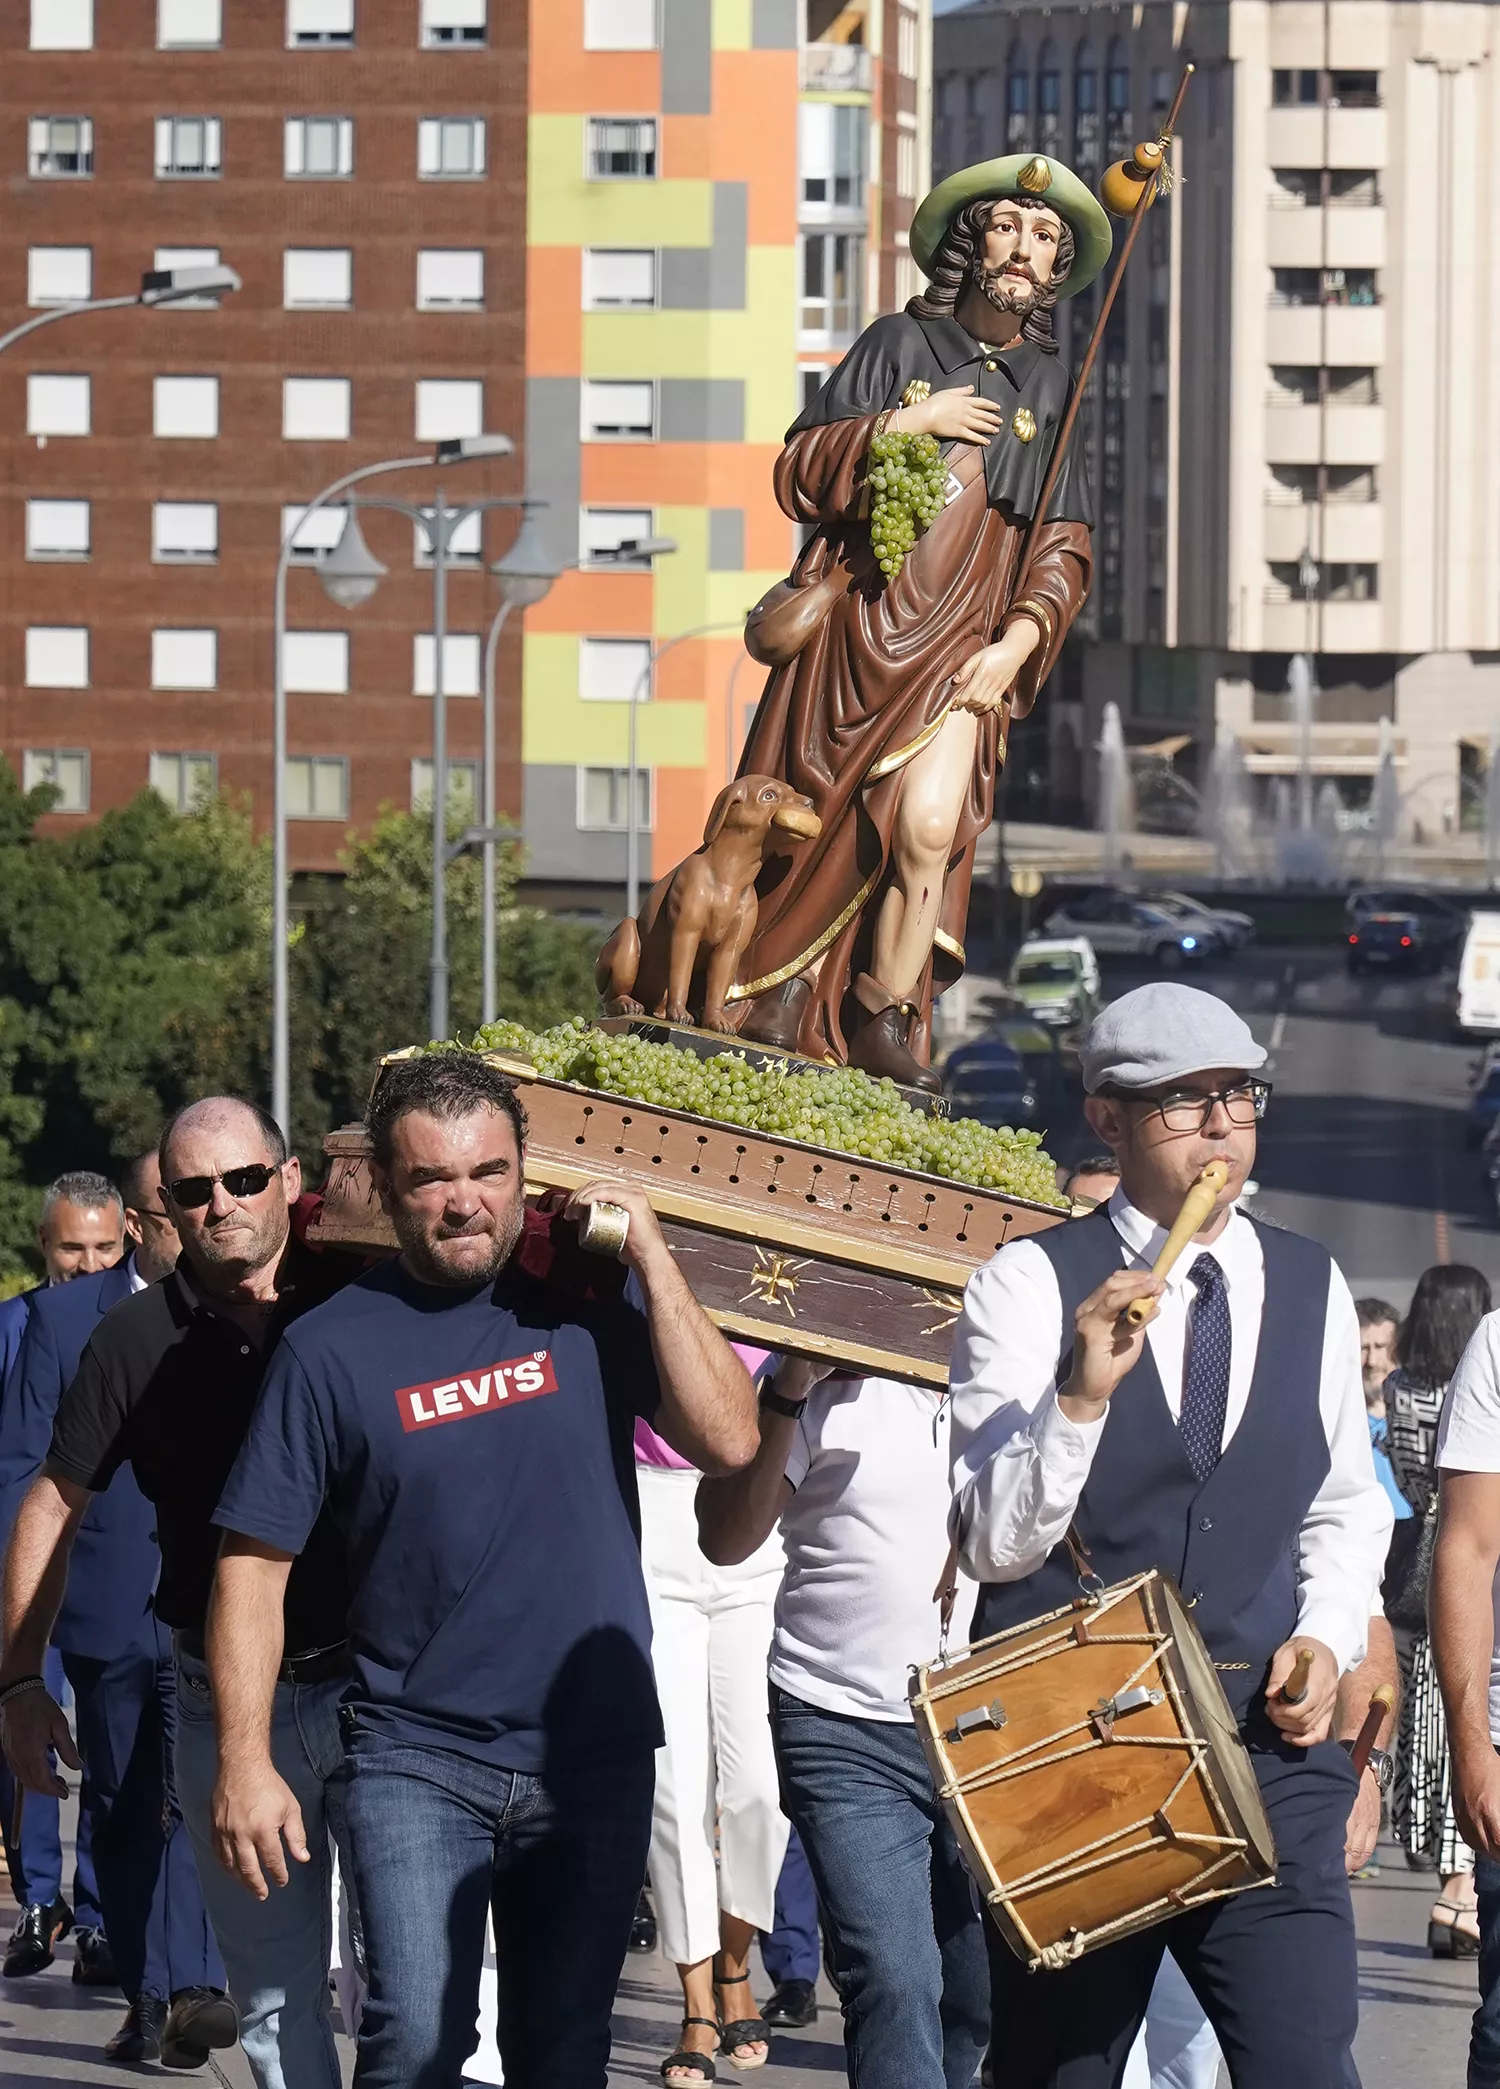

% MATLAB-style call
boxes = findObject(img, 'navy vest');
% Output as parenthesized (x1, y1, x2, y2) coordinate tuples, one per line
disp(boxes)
(971, 1210, 1332, 1721)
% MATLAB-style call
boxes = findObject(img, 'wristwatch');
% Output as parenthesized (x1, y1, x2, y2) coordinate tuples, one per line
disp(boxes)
(1363, 1747, 1395, 1795)
(759, 1386, 809, 1421)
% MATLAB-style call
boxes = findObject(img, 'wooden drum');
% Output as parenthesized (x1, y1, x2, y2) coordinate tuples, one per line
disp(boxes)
(909, 1570, 1277, 1971)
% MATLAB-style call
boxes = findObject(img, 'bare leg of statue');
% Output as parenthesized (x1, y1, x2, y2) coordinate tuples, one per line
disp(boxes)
(871, 709, 978, 1004)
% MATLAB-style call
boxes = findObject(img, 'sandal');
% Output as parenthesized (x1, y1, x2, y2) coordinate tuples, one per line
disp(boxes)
(1429, 1896, 1481, 1958)
(713, 1960, 770, 2074)
(662, 2016, 719, 2084)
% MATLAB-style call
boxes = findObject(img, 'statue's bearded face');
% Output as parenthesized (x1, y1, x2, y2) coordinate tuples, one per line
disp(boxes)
(972, 201, 1064, 316)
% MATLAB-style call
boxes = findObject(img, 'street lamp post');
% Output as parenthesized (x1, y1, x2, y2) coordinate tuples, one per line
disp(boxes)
(626, 620, 747, 918)
(270, 435, 512, 1138)
(0, 264, 242, 359)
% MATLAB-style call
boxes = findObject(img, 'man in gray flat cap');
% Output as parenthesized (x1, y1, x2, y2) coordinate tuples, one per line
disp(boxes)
(948, 981, 1391, 2089)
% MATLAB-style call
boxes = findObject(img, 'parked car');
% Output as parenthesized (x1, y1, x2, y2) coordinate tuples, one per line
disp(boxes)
(1153, 890, 1256, 952)
(1346, 911, 1427, 974)
(1458, 913, 1500, 1036)
(1007, 937, 1100, 1030)
(1348, 886, 1466, 960)
(941, 1036, 1041, 1130)
(1042, 891, 1216, 966)
(1468, 1047, 1500, 1147)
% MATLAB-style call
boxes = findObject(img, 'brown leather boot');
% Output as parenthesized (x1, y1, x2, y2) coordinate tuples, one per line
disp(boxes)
(847, 974, 942, 1093)
(738, 977, 812, 1052)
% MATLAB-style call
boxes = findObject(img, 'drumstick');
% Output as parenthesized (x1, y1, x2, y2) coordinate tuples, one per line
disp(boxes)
(1347, 1684, 1396, 1777)
(1277, 1648, 1316, 1706)
(1122, 1159, 1230, 1328)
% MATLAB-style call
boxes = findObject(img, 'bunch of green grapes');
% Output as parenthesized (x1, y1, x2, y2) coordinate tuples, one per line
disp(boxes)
(867, 430, 947, 579)
(459, 1018, 1064, 1206)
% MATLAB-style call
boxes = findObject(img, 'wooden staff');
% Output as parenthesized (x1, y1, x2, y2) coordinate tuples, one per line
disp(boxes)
(1278, 1648, 1316, 1706)
(1347, 1683, 1396, 1774)
(1006, 63, 1195, 714)
(1122, 1158, 1229, 1328)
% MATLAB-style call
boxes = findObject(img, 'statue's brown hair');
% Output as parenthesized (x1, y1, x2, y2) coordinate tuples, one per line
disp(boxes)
(906, 198, 1074, 353)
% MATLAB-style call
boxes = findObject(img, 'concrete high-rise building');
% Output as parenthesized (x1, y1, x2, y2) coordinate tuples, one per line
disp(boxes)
(935, 0, 1500, 850)
(2, 0, 525, 871)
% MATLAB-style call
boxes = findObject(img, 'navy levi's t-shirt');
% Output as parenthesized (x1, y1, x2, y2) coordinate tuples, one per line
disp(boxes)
(212, 1257, 665, 1772)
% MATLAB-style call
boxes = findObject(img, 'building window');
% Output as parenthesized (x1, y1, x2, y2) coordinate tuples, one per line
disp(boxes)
(153, 501, 218, 561)
(154, 375, 219, 438)
(286, 756, 349, 818)
(417, 117, 486, 178)
(23, 750, 89, 811)
(155, 116, 222, 179)
(28, 117, 93, 178)
(581, 380, 655, 441)
(280, 505, 347, 560)
(1266, 464, 1319, 505)
(151, 628, 218, 690)
(287, 0, 354, 44)
(1270, 168, 1319, 210)
(1272, 69, 1319, 106)
(281, 633, 350, 694)
(284, 116, 354, 179)
(897, 5, 918, 76)
(413, 508, 482, 566)
(1329, 72, 1381, 109)
(158, 0, 221, 45)
(1327, 366, 1379, 405)
(284, 249, 353, 308)
(579, 637, 652, 702)
(31, 0, 93, 50)
(28, 374, 91, 436)
(28, 248, 92, 306)
(1329, 169, 1379, 208)
(1006, 46, 1029, 150)
(25, 629, 89, 689)
(413, 634, 481, 694)
(283, 377, 352, 440)
(415, 378, 482, 441)
(1323, 267, 1378, 307)
(1267, 365, 1320, 406)
(800, 103, 865, 212)
(582, 248, 657, 309)
(1327, 464, 1377, 503)
(416, 249, 484, 309)
(411, 760, 479, 818)
(581, 508, 655, 569)
(587, 117, 657, 181)
(583, 0, 657, 48)
(896, 127, 917, 202)
(1269, 268, 1320, 308)
(421, 0, 485, 42)
(150, 753, 218, 811)
(26, 500, 90, 561)
(800, 233, 862, 340)
(153, 246, 222, 307)
(578, 766, 651, 832)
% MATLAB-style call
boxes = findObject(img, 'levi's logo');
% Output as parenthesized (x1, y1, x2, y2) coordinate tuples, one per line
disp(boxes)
(395, 1352, 558, 1433)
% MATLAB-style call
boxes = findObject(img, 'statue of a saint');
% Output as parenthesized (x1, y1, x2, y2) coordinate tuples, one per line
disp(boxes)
(728, 155, 1112, 1090)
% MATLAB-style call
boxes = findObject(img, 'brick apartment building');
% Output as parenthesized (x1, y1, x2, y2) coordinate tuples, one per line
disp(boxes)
(1, 0, 526, 872)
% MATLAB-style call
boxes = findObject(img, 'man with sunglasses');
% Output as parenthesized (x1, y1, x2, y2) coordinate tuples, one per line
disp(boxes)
(948, 981, 1391, 2089)
(0, 1098, 362, 2089)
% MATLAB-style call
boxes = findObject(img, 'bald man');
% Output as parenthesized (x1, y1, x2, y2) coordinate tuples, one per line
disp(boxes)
(0, 1098, 361, 2087)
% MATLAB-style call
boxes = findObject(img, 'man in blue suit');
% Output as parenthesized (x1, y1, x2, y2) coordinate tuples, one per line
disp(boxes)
(0, 1171, 125, 1987)
(1, 1152, 225, 2063)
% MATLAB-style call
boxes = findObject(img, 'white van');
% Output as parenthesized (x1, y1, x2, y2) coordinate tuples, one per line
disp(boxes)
(1458, 913, 1500, 1034)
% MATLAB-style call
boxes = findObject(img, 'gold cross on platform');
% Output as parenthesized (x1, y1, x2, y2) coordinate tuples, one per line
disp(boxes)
(742, 1248, 808, 1317)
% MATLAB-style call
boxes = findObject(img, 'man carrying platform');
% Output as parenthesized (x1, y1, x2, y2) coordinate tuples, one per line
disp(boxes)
(949, 982, 1392, 2088)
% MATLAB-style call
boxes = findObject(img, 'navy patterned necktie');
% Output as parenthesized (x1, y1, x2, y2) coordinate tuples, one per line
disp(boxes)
(1179, 1254, 1232, 1482)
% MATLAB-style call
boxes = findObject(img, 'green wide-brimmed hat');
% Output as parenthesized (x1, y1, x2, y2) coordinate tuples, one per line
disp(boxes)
(910, 154, 1113, 300)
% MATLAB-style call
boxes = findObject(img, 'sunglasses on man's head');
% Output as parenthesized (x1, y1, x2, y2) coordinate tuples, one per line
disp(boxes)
(166, 1164, 279, 1210)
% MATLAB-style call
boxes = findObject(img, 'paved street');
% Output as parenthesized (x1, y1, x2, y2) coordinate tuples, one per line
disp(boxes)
(1, 937, 1492, 2084)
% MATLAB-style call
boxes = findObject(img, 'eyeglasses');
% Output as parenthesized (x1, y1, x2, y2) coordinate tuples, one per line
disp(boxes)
(166, 1164, 279, 1210)
(1128, 1080, 1271, 1134)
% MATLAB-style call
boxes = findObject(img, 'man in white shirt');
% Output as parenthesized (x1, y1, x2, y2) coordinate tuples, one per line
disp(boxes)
(1431, 1311, 1500, 2087)
(949, 982, 1391, 2089)
(696, 1362, 989, 2089)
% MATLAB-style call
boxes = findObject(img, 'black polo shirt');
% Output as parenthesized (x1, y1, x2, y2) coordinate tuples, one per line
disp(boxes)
(46, 1239, 354, 1651)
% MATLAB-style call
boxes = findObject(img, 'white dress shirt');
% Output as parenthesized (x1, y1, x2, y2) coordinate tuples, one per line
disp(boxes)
(948, 1191, 1392, 1674)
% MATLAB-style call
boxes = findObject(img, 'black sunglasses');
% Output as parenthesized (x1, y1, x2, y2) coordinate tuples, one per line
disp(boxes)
(166, 1164, 279, 1210)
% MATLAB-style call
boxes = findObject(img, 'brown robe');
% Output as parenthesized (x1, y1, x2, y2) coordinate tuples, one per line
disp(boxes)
(729, 413, 1090, 1066)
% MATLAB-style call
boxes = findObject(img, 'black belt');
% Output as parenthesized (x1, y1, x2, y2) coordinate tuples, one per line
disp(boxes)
(175, 1629, 350, 1688)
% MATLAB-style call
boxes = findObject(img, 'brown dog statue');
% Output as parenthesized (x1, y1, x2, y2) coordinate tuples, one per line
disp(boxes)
(596, 776, 822, 1033)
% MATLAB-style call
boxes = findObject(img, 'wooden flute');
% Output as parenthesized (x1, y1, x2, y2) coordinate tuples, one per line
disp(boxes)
(1122, 1158, 1231, 1329)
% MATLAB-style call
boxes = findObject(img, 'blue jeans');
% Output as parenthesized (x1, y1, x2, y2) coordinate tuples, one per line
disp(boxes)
(174, 1646, 351, 2089)
(340, 1718, 654, 2088)
(1474, 1853, 1500, 2087)
(771, 1685, 990, 2089)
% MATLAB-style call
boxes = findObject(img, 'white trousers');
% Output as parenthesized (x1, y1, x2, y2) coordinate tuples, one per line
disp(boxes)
(639, 1465, 790, 1967)
(1121, 1953, 1224, 2089)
